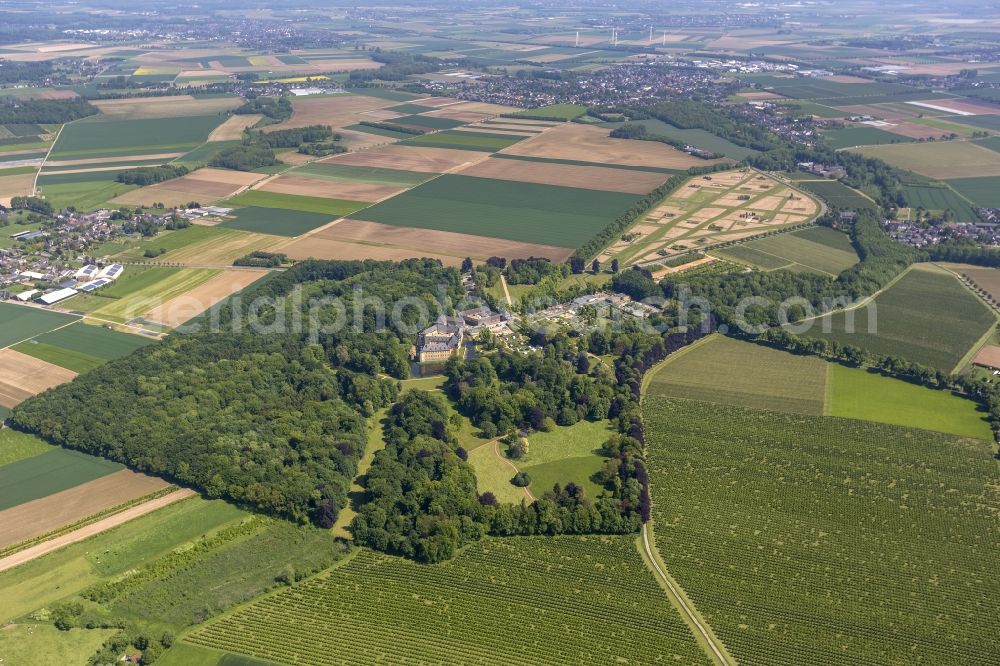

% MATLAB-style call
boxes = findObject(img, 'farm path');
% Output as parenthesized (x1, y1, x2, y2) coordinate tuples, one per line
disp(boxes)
(640, 523, 734, 666)
(0, 488, 195, 574)
(32, 122, 66, 195)
(499, 274, 513, 307)
(493, 439, 534, 502)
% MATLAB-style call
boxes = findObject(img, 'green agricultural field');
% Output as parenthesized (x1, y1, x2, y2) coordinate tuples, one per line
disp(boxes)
(828, 364, 992, 439)
(186, 536, 710, 665)
(343, 123, 414, 139)
(751, 76, 918, 100)
(64, 266, 220, 322)
(37, 178, 138, 212)
(401, 130, 525, 152)
(0, 428, 52, 466)
(493, 152, 681, 174)
(293, 162, 434, 187)
(773, 100, 846, 118)
(809, 265, 997, 371)
(354, 174, 639, 248)
(645, 334, 990, 437)
(392, 114, 465, 130)
(946, 176, 1000, 208)
(117, 225, 227, 261)
(0, 302, 78, 347)
(603, 119, 759, 160)
(0, 447, 122, 511)
(902, 182, 979, 219)
(220, 206, 336, 236)
(645, 334, 828, 415)
(12, 321, 152, 372)
(385, 103, 437, 114)
(225, 190, 368, 217)
(0, 497, 246, 623)
(949, 114, 1000, 131)
(821, 126, 913, 149)
(644, 396, 1000, 665)
(797, 179, 876, 209)
(511, 104, 588, 120)
(713, 225, 859, 276)
(50, 115, 225, 160)
(852, 140, 1000, 180)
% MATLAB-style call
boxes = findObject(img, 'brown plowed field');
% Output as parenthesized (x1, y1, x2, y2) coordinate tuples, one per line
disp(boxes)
(457, 156, 667, 194)
(320, 144, 486, 173)
(258, 175, 404, 202)
(208, 114, 264, 141)
(282, 218, 574, 263)
(0, 349, 77, 408)
(0, 469, 171, 549)
(111, 167, 261, 207)
(262, 94, 391, 132)
(499, 123, 729, 169)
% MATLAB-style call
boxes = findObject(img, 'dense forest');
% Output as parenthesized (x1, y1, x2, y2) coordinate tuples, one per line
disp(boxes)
(0, 97, 97, 124)
(115, 164, 189, 186)
(234, 96, 292, 121)
(209, 144, 280, 171)
(12, 259, 466, 527)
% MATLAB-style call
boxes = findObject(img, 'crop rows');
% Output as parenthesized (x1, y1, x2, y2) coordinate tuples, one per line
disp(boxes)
(643, 396, 1000, 665)
(186, 536, 711, 665)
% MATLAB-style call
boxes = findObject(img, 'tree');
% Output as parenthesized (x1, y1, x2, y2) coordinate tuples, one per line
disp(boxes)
(569, 256, 585, 274)
(591, 258, 601, 273)
(611, 258, 620, 273)
(461, 257, 473, 272)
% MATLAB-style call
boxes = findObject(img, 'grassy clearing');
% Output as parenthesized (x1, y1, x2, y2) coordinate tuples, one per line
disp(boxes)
(828, 364, 992, 439)
(220, 206, 335, 236)
(0, 428, 52, 466)
(0, 625, 116, 666)
(51, 115, 225, 160)
(0, 447, 122, 511)
(467, 443, 527, 504)
(401, 130, 525, 152)
(185, 536, 709, 665)
(810, 264, 997, 371)
(645, 334, 828, 415)
(355, 174, 638, 248)
(644, 396, 1000, 666)
(0, 302, 78, 348)
(225, 190, 367, 217)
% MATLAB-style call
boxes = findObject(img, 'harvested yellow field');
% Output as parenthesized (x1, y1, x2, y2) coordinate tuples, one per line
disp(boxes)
(0, 349, 77, 408)
(208, 114, 263, 141)
(500, 123, 729, 170)
(0, 172, 36, 206)
(91, 95, 241, 119)
(161, 229, 288, 265)
(143, 269, 268, 327)
(111, 167, 261, 207)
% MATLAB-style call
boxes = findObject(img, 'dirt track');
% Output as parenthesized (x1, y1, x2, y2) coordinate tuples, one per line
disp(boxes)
(0, 488, 195, 574)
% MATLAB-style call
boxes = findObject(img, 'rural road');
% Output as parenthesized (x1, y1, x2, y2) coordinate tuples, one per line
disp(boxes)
(500, 274, 513, 307)
(0, 488, 195, 574)
(641, 524, 733, 666)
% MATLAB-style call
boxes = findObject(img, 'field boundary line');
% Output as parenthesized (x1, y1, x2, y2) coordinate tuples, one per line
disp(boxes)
(0, 487, 195, 574)
(638, 525, 735, 666)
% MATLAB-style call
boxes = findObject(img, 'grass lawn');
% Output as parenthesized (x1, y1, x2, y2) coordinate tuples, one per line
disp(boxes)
(0, 302, 78, 348)
(0, 625, 116, 666)
(645, 334, 828, 415)
(828, 364, 992, 439)
(0, 447, 122, 511)
(467, 443, 528, 504)
(225, 190, 368, 217)
(220, 206, 336, 236)
(354, 174, 639, 248)
(0, 428, 52, 466)
(810, 264, 997, 372)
